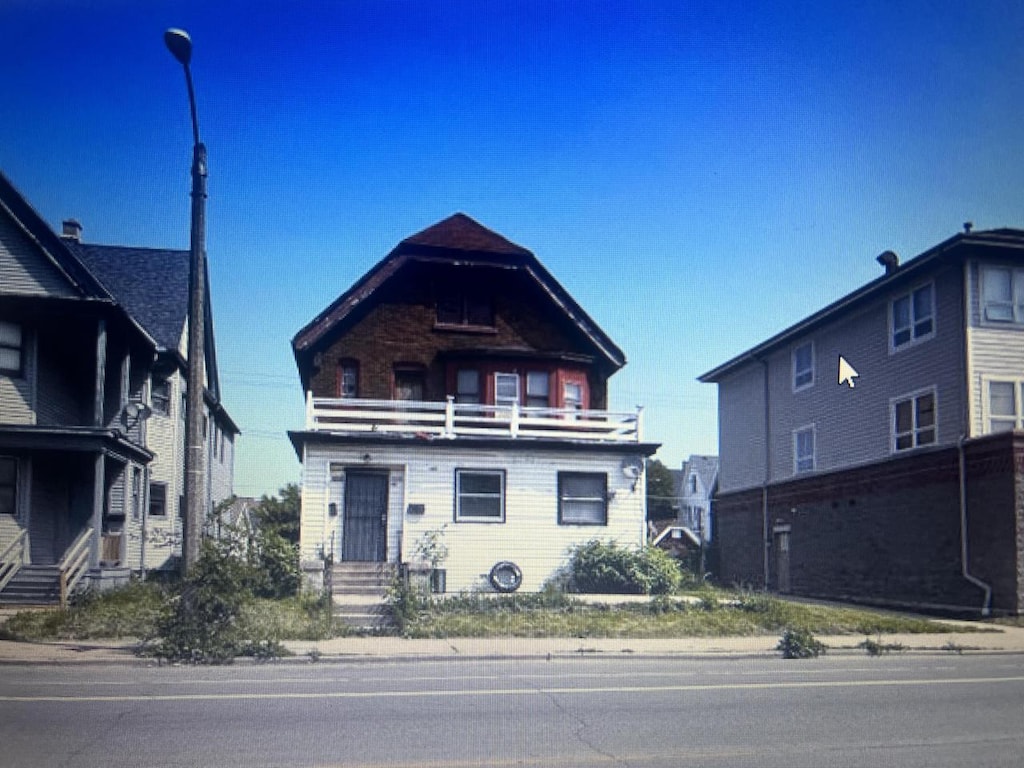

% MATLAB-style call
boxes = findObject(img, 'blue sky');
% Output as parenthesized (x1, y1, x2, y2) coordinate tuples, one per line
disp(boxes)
(3, 1, 1023, 498)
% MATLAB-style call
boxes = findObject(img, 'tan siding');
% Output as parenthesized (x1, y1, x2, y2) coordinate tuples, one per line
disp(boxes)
(965, 259, 1024, 436)
(0, 213, 76, 297)
(0, 326, 35, 425)
(301, 442, 646, 592)
(143, 370, 185, 568)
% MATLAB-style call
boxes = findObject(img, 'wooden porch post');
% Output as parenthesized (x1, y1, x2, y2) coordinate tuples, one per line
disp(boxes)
(94, 319, 107, 427)
(90, 454, 104, 569)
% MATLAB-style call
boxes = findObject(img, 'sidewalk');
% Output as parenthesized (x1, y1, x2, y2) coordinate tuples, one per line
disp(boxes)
(3, 623, 1024, 665)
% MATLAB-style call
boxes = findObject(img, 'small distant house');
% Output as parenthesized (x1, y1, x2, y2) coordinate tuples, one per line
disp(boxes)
(0, 170, 236, 603)
(289, 213, 659, 594)
(675, 455, 718, 542)
(700, 228, 1024, 615)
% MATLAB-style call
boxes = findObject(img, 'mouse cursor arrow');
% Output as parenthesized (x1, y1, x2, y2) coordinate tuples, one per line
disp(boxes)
(838, 356, 859, 388)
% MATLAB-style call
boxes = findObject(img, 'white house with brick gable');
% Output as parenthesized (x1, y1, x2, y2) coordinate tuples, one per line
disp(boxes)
(289, 214, 659, 596)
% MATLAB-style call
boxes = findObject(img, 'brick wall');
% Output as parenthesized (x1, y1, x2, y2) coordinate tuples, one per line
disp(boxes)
(306, 263, 610, 406)
(714, 433, 1024, 615)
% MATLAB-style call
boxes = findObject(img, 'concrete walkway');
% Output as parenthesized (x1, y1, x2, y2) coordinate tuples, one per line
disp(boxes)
(3, 623, 1024, 665)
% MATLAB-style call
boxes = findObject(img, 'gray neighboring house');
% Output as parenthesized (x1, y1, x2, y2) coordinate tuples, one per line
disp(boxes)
(700, 227, 1024, 615)
(0, 170, 236, 604)
(675, 455, 718, 542)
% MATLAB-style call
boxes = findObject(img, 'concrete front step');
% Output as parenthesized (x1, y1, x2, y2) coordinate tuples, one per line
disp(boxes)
(0, 566, 62, 606)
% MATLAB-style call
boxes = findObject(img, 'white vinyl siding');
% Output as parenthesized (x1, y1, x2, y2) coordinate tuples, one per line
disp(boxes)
(891, 388, 937, 452)
(792, 341, 813, 392)
(298, 441, 645, 593)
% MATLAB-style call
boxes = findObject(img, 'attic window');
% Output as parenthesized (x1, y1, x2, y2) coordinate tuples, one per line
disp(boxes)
(436, 292, 494, 328)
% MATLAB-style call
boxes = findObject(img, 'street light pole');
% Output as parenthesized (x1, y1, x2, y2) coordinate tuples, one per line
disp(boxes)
(165, 28, 207, 574)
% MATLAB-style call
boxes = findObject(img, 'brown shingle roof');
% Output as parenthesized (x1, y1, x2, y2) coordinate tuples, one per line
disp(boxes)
(402, 213, 532, 256)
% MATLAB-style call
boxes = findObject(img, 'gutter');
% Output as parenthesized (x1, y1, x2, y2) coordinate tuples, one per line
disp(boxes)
(958, 434, 992, 617)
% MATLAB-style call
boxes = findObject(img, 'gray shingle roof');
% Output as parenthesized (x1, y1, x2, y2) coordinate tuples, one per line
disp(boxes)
(67, 243, 188, 352)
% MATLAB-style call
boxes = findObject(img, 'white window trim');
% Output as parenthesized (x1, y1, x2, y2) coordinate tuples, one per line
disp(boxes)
(494, 373, 520, 409)
(791, 340, 814, 392)
(979, 265, 1024, 326)
(890, 386, 938, 453)
(792, 424, 816, 474)
(889, 282, 936, 353)
(454, 469, 505, 523)
(981, 375, 1024, 433)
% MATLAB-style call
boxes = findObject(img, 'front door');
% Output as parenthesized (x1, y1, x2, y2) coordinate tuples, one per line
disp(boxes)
(774, 529, 791, 594)
(342, 472, 388, 562)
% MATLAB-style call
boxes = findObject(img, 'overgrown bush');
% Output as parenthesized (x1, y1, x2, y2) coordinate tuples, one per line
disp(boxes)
(777, 626, 827, 659)
(568, 540, 683, 595)
(151, 539, 255, 663)
(249, 530, 301, 599)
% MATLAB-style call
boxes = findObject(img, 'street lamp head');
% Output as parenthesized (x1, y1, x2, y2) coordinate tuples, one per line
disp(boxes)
(164, 28, 193, 66)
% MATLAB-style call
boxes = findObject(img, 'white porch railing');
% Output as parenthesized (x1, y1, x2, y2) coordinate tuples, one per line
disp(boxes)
(0, 529, 28, 594)
(58, 528, 94, 608)
(306, 394, 644, 443)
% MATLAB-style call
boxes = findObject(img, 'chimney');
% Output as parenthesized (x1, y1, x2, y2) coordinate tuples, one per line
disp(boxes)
(61, 219, 82, 242)
(876, 250, 899, 276)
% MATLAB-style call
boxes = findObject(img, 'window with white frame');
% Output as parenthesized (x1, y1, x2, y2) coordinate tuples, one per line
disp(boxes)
(987, 380, 1023, 432)
(525, 371, 549, 408)
(891, 283, 934, 349)
(0, 456, 17, 517)
(892, 389, 936, 451)
(0, 321, 23, 376)
(495, 373, 519, 409)
(558, 472, 607, 525)
(792, 341, 814, 391)
(455, 469, 505, 522)
(981, 266, 1024, 324)
(793, 425, 815, 473)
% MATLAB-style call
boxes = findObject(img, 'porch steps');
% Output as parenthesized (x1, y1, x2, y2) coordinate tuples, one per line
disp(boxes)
(0, 565, 62, 606)
(329, 563, 396, 630)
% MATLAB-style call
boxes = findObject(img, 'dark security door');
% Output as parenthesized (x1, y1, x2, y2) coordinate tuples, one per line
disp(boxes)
(342, 472, 388, 562)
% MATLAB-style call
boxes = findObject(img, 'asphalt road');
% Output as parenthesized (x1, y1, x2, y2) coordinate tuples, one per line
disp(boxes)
(1, 654, 1023, 767)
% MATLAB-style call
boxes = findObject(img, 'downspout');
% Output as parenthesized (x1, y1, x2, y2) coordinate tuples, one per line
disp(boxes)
(957, 260, 992, 616)
(760, 357, 771, 589)
(958, 435, 992, 616)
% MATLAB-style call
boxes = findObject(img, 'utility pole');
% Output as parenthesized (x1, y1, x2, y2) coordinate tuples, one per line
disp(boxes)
(165, 28, 207, 573)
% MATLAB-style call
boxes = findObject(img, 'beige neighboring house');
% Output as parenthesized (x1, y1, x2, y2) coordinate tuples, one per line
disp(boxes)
(0, 170, 237, 604)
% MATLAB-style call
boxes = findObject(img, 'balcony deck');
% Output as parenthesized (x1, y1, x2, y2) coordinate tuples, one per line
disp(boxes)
(305, 395, 643, 443)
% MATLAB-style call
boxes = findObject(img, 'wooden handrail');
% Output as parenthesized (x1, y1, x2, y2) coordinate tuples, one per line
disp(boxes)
(0, 529, 28, 594)
(58, 528, 94, 608)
